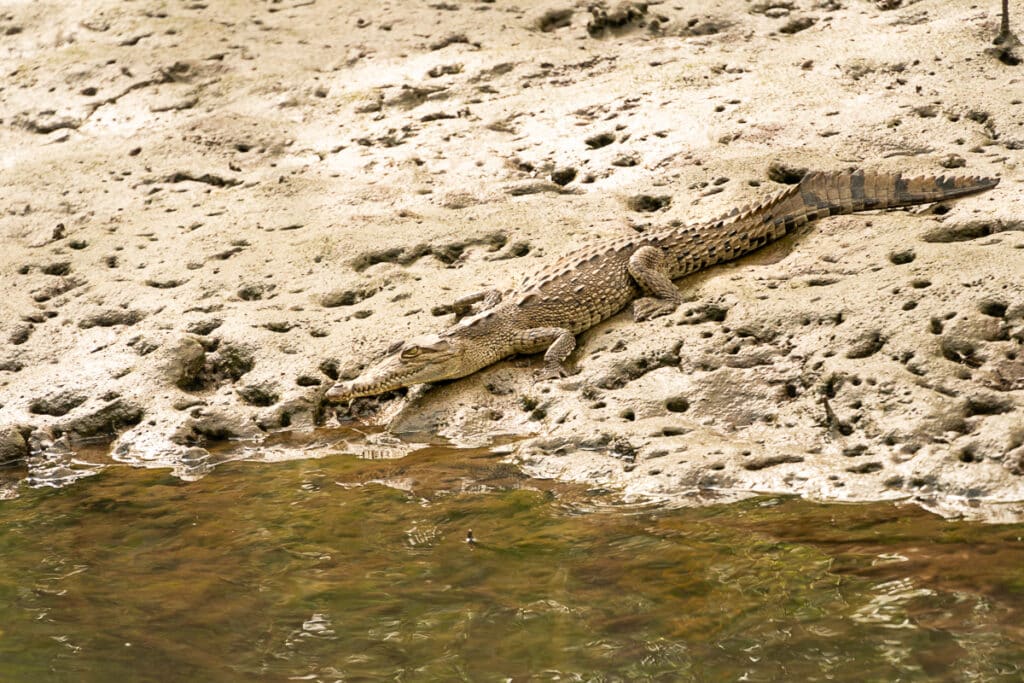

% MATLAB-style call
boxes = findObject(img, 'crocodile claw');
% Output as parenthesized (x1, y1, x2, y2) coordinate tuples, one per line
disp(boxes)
(538, 364, 570, 381)
(632, 297, 679, 322)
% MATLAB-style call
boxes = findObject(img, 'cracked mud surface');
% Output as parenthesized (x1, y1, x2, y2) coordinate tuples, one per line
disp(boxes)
(1, 0, 1022, 518)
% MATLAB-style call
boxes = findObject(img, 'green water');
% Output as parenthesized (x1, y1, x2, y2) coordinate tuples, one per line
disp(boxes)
(1, 436, 1023, 682)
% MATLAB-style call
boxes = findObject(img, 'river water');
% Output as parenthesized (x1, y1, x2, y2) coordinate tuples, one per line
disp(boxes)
(1, 432, 1023, 681)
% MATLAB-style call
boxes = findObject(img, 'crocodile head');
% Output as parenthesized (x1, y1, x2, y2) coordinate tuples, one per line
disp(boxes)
(325, 332, 489, 402)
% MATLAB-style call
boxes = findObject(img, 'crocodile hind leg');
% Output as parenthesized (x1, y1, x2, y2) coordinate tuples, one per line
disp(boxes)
(512, 326, 576, 379)
(628, 245, 684, 322)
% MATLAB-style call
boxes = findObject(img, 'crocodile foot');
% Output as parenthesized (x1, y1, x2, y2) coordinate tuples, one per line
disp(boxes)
(537, 363, 570, 381)
(632, 297, 678, 322)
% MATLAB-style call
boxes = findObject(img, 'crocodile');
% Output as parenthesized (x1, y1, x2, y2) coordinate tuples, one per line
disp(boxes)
(325, 169, 998, 402)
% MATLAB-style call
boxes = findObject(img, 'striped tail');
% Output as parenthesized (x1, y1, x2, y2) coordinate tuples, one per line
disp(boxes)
(766, 170, 999, 233)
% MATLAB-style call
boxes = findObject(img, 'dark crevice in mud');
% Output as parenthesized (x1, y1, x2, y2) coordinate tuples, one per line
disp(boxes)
(13, 68, 182, 135)
(965, 394, 1013, 417)
(743, 454, 805, 470)
(585, 131, 616, 148)
(922, 219, 1024, 243)
(78, 308, 145, 329)
(767, 161, 808, 184)
(9, 325, 33, 345)
(352, 231, 508, 271)
(32, 277, 84, 303)
(163, 172, 242, 188)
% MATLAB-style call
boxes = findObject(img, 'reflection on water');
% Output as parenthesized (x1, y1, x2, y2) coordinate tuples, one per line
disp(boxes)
(1, 432, 1023, 681)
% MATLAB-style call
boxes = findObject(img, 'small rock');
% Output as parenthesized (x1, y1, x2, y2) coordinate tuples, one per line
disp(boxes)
(427, 63, 463, 78)
(354, 90, 384, 113)
(258, 396, 321, 431)
(845, 330, 886, 359)
(79, 308, 144, 329)
(145, 278, 187, 289)
(238, 283, 268, 301)
(441, 191, 482, 209)
(321, 288, 376, 308)
(507, 180, 564, 196)
(185, 319, 223, 335)
(64, 399, 144, 440)
(889, 249, 916, 265)
(29, 391, 87, 417)
(172, 397, 206, 411)
(939, 154, 966, 169)
(13, 110, 82, 134)
(587, 2, 647, 37)
(163, 336, 207, 390)
(208, 343, 255, 382)
(0, 426, 28, 465)
(627, 194, 672, 212)
(430, 33, 471, 50)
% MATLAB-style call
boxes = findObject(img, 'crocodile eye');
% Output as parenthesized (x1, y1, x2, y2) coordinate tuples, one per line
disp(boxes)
(400, 346, 421, 359)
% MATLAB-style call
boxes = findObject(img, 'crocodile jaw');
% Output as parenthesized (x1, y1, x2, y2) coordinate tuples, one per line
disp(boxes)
(324, 333, 492, 402)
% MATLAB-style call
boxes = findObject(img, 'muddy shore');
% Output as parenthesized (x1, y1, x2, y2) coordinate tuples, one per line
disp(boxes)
(1, 0, 1022, 517)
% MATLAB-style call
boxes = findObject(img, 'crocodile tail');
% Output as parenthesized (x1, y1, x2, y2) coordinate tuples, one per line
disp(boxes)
(766, 170, 999, 233)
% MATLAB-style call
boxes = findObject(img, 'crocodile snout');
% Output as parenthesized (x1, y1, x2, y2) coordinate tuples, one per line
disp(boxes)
(324, 381, 355, 403)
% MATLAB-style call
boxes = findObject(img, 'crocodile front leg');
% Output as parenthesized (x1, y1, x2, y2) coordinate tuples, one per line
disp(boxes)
(449, 289, 503, 321)
(513, 326, 576, 379)
(628, 245, 685, 322)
